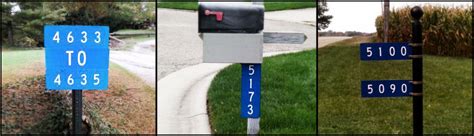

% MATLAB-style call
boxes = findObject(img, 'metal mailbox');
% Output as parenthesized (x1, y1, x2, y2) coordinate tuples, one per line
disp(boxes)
(199, 3, 264, 63)
(198, 3, 264, 33)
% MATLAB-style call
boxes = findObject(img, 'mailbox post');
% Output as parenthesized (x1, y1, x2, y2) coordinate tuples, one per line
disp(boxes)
(199, 2, 307, 134)
(199, 3, 264, 134)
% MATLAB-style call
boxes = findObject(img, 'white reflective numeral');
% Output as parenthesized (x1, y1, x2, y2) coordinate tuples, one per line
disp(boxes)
(389, 46, 395, 56)
(401, 84, 407, 93)
(94, 31, 101, 43)
(54, 74, 61, 85)
(390, 84, 396, 93)
(378, 84, 384, 94)
(81, 74, 87, 85)
(247, 104, 253, 115)
(67, 31, 74, 43)
(367, 47, 372, 57)
(249, 65, 254, 75)
(401, 46, 407, 56)
(94, 74, 100, 85)
(378, 47, 382, 57)
(81, 31, 87, 43)
(368, 84, 373, 94)
(249, 78, 253, 89)
(53, 31, 60, 43)
(249, 91, 254, 102)
(67, 74, 74, 85)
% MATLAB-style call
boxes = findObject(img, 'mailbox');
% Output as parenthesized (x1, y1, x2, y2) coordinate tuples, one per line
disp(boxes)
(198, 3, 264, 33)
(199, 3, 264, 64)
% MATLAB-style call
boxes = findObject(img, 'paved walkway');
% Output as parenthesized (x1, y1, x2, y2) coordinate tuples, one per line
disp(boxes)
(157, 8, 318, 134)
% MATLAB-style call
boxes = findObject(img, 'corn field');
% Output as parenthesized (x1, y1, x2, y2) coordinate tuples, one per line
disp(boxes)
(376, 5, 472, 57)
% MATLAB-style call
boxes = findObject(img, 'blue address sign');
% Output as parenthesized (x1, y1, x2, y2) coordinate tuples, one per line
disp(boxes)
(241, 64, 261, 118)
(44, 25, 109, 90)
(360, 42, 412, 60)
(361, 80, 412, 97)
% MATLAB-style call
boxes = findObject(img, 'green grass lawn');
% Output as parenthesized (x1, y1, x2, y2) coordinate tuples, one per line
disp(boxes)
(207, 49, 316, 134)
(318, 38, 472, 134)
(158, 2, 315, 11)
(2, 50, 43, 75)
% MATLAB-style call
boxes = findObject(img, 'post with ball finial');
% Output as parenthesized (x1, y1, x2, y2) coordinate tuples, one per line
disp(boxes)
(410, 6, 423, 135)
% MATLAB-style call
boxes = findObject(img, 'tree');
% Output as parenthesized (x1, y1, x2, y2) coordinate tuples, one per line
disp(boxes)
(317, 2, 332, 31)
(13, 2, 65, 47)
(1, 2, 14, 46)
(57, 2, 153, 31)
(1, 2, 155, 48)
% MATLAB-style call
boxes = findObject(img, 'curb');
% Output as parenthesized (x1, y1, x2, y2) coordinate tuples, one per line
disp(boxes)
(157, 50, 309, 134)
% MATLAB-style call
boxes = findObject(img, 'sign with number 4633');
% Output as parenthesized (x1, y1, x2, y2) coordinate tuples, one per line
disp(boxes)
(44, 25, 109, 90)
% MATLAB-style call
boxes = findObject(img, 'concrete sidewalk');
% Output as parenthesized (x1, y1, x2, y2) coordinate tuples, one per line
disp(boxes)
(265, 8, 316, 26)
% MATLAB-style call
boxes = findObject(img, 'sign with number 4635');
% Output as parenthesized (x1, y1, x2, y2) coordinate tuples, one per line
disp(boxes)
(44, 25, 109, 90)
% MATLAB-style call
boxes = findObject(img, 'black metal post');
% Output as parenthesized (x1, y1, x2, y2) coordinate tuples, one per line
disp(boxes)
(410, 6, 423, 135)
(72, 90, 83, 134)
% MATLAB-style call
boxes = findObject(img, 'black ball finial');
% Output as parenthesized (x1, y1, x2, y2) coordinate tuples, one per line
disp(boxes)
(411, 6, 423, 20)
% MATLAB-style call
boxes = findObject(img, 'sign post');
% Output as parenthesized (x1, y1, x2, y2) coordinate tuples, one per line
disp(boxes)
(44, 25, 109, 134)
(410, 6, 423, 135)
(359, 6, 423, 135)
(198, 2, 306, 134)
(72, 90, 83, 134)
(241, 64, 261, 134)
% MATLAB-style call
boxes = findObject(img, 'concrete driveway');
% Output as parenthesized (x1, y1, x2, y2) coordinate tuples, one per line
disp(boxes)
(110, 40, 156, 88)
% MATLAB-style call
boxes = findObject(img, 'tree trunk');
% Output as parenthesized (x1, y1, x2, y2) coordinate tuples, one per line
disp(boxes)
(7, 21, 14, 47)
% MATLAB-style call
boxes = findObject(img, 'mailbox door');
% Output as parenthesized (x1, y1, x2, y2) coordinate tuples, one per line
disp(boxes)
(198, 3, 264, 33)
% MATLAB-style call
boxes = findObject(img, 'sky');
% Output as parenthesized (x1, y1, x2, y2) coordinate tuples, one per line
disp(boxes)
(323, 2, 472, 33)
